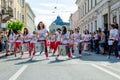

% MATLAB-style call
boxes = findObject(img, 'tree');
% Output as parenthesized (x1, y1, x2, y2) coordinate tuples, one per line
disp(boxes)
(7, 21, 24, 33)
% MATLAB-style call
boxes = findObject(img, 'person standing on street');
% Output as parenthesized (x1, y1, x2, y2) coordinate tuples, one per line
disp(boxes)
(36, 21, 49, 60)
(50, 32, 56, 55)
(83, 29, 91, 55)
(23, 28, 31, 56)
(73, 28, 82, 57)
(7, 30, 15, 54)
(29, 31, 37, 59)
(53, 28, 61, 54)
(108, 24, 119, 59)
(56, 26, 71, 60)
(14, 31, 23, 57)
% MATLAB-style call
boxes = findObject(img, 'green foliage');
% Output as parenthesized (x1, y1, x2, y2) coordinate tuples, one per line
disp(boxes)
(7, 21, 24, 31)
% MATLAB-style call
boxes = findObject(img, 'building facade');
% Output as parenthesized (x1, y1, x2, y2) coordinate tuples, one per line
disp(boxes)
(110, 0, 120, 30)
(25, 3, 35, 33)
(0, 0, 36, 32)
(76, 0, 120, 33)
(0, 0, 26, 29)
(69, 10, 79, 29)
(12, 0, 25, 22)
(0, 0, 13, 29)
(49, 16, 70, 33)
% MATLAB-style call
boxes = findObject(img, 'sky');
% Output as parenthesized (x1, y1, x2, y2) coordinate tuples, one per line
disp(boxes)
(26, 0, 77, 29)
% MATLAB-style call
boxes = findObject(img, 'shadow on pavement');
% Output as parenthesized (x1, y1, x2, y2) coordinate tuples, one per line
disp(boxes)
(15, 58, 46, 65)
(48, 59, 70, 64)
(5, 57, 28, 62)
(79, 53, 120, 63)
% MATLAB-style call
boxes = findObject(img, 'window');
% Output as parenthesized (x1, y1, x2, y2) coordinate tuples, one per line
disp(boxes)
(88, 0, 89, 12)
(91, 0, 93, 9)
(22, 0, 25, 8)
(22, 15, 24, 23)
(85, 2, 86, 14)
(88, 24, 90, 31)
(91, 22, 93, 32)
(14, 8, 16, 18)
(95, 0, 97, 5)
(17, 11, 19, 20)
(95, 20, 97, 30)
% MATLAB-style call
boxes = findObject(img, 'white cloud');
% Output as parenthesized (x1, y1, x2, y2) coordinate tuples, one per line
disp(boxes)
(26, 0, 78, 30)
(32, 8, 54, 15)
(39, 3, 67, 8)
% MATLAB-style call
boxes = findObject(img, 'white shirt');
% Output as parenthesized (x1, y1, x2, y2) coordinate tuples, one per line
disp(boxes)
(73, 33, 81, 42)
(61, 31, 70, 44)
(109, 29, 118, 40)
(23, 33, 31, 42)
(9, 34, 15, 43)
(94, 34, 98, 40)
(30, 34, 37, 43)
(83, 34, 91, 41)
(50, 34, 56, 42)
(56, 31, 61, 41)
(15, 34, 23, 42)
(37, 29, 47, 40)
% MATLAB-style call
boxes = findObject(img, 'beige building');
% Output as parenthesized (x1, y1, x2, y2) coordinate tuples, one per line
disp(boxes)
(0, 0, 13, 28)
(69, 10, 79, 30)
(24, 3, 36, 33)
(0, 0, 25, 29)
(76, 0, 120, 33)
(0, 0, 36, 33)
(110, 0, 120, 30)
(12, 0, 25, 22)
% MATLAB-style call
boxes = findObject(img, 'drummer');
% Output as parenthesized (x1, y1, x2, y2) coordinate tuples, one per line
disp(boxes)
(55, 26, 71, 60)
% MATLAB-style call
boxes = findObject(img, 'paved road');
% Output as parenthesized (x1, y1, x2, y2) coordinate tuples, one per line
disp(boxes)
(0, 52, 120, 80)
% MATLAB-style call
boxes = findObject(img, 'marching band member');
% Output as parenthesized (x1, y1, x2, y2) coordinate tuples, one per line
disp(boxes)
(14, 31, 23, 57)
(50, 32, 56, 55)
(29, 31, 37, 58)
(36, 21, 49, 60)
(69, 30, 74, 57)
(83, 29, 91, 55)
(53, 28, 61, 54)
(23, 28, 31, 56)
(7, 30, 15, 53)
(56, 26, 71, 60)
(73, 28, 82, 57)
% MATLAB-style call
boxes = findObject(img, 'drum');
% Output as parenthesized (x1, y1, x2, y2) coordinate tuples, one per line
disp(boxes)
(58, 44, 67, 56)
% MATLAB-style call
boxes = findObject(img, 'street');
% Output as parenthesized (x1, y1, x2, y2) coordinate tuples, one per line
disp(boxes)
(0, 52, 120, 80)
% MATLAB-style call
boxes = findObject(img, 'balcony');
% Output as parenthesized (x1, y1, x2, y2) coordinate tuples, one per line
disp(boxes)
(0, 0, 13, 22)
(1, 7, 13, 22)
